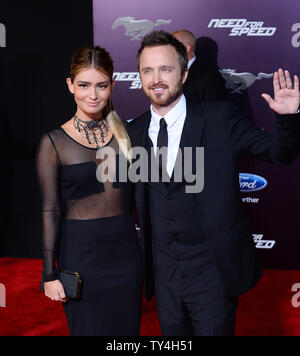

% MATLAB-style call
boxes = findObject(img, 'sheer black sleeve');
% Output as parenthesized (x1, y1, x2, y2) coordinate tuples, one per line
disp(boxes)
(36, 133, 62, 282)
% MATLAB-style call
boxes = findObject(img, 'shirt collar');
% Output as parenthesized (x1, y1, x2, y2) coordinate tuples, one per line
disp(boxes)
(188, 56, 196, 69)
(150, 94, 186, 128)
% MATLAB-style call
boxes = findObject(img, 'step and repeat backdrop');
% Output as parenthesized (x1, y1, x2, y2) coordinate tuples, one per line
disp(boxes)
(93, 0, 300, 269)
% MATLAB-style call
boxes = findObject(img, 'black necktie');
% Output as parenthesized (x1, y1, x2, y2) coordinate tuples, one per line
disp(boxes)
(157, 118, 168, 149)
(156, 118, 168, 179)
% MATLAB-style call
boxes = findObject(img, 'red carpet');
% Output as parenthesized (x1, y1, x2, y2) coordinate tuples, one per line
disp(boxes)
(0, 257, 300, 336)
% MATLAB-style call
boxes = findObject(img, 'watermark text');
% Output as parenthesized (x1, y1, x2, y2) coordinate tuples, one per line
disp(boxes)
(0, 283, 6, 307)
(95, 144, 205, 194)
(292, 283, 300, 308)
(0, 23, 6, 47)
(292, 23, 300, 48)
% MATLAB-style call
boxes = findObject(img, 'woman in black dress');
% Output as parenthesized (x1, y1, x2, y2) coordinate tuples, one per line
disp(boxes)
(36, 47, 143, 336)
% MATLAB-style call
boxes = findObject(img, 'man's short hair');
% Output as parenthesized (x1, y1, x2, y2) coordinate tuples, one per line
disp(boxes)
(137, 30, 188, 76)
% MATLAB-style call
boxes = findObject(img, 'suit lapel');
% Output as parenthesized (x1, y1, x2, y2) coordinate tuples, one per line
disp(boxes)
(181, 101, 206, 149)
(132, 111, 151, 148)
(131, 111, 151, 219)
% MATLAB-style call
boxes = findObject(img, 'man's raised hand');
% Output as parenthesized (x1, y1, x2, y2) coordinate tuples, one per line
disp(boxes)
(262, 68, 300, 115)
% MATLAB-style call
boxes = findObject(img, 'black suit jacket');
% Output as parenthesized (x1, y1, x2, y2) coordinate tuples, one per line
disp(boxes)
(127, 101, 300, 300)
(183, 59, 228, 102)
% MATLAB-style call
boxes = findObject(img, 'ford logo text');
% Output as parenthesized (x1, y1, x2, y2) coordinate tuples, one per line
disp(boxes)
(239, 173, 268, 192)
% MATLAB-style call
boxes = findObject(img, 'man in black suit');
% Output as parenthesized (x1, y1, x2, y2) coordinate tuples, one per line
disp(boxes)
(172, 29, 228, 102)
(127, 31, 300, 336)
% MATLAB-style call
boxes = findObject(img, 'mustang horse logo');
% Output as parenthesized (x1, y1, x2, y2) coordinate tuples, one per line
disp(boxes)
(112, 17, 172, 40)
(220, 69, 273, 94)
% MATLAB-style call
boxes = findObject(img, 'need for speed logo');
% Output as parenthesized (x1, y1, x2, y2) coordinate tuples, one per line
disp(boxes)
(253, 234, 275, 249)
(113, 72, 141, 89)
(208, 19, 276, 37)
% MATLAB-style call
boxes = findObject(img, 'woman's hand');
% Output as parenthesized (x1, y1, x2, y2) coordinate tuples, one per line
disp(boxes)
(44, 280, 68, 302)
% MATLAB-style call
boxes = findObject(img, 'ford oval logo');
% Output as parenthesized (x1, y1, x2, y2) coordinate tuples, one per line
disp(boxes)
(239, 173, 268, 192)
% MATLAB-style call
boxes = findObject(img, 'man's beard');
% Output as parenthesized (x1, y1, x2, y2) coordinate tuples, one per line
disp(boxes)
(144, 79, 183, 108)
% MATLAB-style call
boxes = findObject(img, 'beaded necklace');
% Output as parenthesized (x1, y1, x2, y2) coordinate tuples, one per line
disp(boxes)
(73, 115, 109, 148)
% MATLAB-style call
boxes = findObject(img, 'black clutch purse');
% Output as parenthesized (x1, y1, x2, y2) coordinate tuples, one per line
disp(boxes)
(57, 269, 83, 300)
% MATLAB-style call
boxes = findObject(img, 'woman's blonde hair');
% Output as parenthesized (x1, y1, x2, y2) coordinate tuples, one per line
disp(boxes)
(70, 47, 132, 162)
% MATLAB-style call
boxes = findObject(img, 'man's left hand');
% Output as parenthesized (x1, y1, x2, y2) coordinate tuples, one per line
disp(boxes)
(262, 68, 300, 115)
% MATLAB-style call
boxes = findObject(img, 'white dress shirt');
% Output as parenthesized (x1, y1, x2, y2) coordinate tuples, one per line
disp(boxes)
(149, 94, 187, 177)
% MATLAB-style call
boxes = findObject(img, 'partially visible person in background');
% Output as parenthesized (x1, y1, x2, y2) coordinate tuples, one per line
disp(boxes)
(195, 36, 255, 122)
(172, 30, 228, 102)
(36, 46, 143, 336)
